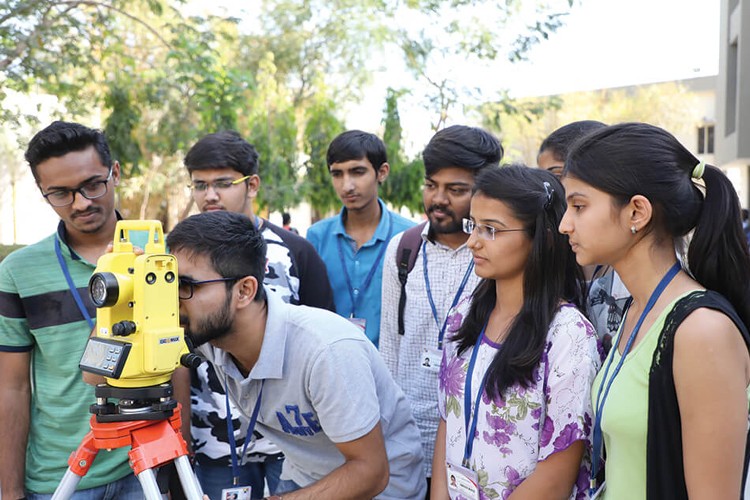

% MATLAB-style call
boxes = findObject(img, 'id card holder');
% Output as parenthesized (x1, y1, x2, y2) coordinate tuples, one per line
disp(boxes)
(348, 317, 367, 334)
(421, 347, 441, 372)
(446, 461, 480, 500)
(221, 486, 252, 500)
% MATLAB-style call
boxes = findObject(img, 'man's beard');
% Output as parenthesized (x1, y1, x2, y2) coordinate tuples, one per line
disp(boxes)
(182, 293, 233, 348)
(426, 204, 464, 234)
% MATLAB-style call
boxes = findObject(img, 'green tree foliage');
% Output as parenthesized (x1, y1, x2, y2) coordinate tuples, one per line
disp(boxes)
(380, 88, 424, 214)
(245, 52, 299, 212)
(103, 85, 142, 175)
(302, 97, 345, 219)
(240, 0, 394, 106)
(0, 0, 177, 119)
(100, 6, 250, 222)
(398, 0, 576, 128)
(1, 0, 577, 226)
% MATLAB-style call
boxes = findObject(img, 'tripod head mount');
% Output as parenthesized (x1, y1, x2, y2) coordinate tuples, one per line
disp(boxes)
(91, 382, 180, 422)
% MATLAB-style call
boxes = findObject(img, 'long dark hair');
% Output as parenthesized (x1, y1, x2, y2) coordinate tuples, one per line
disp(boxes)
(453, 164, 586, 399)
(564, 122, 750, 328)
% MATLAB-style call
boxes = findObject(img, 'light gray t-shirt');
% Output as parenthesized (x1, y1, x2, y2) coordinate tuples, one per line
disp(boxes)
(197, 290, 426, 499)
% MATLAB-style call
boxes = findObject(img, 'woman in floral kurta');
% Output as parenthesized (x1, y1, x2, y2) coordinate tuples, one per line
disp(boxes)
(431, 166, 601, 500)
(438, 297, 599, 499)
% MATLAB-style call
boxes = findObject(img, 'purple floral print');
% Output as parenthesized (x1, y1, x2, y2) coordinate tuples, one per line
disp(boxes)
(483, 413, 515, 448)
(501, 465, 525, 499)
(553, 422, 583, 452)
(446, 311, 464, 334)
(539, 416, 555, 447)
(439, 354, 466, 398)
(438, 303, 601, 500)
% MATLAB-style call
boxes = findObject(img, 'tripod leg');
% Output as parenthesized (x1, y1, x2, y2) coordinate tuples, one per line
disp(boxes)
(51, 470, 83, 500)
(51, 430, 99, 500)
(136, 468, 164, 500)
(174, 455, 204, 500)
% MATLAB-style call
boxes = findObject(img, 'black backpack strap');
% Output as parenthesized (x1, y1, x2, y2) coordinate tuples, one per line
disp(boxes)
(397, 221, 427, 336)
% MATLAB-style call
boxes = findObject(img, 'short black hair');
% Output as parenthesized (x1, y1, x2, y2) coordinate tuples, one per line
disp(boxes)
(538, 120, 606, 163)
(25, 121, 112, 181)
(184, 131, 260, 177)
(166, 211, 267, 303)
(326, 130, 387, 173)
(422, 125, 503, 177)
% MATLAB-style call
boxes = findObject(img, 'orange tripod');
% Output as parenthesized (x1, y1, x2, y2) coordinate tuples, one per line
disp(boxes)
(52, 386, 203, 500)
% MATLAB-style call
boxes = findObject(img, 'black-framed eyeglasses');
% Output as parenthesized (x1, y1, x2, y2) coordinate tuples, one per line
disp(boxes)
(462, 218, 525, 241)
(41, 167, 113, 207)
(189, 175, 250, 192)
(178, 276, 242, 300)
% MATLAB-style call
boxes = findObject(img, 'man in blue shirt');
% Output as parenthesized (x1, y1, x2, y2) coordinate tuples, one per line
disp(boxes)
(307, 130, 414, 346)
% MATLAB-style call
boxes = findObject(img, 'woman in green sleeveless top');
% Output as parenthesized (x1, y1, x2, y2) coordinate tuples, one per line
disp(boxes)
(558, 122, 750, 500)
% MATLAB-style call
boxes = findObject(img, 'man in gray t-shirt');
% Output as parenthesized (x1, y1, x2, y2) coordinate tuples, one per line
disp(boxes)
(168, 211, 426, 500)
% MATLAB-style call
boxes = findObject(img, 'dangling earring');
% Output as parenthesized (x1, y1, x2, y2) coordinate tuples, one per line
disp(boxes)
(630, 225, 637, 235)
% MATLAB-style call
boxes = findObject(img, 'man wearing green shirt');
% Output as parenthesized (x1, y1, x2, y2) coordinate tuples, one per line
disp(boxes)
(0, 121, 140, 498)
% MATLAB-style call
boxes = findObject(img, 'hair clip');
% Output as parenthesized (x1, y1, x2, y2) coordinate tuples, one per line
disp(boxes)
(543, 181, 554, 210)
(692, 160, 705, 180)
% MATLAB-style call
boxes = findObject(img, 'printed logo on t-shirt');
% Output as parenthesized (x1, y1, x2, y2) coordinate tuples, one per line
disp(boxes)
(276, 405, 322, 436)
(191, 223, 302, 461)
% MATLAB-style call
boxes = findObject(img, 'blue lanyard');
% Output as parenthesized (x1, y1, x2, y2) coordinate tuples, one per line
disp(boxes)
(54, 237, 95, 330)
(423, 241, 474, 349)
(224, 217, 261, 475)
(589, 262, 681, 494)
(462, 323, 492, 467)
(336, 214, 393, 317)
(225, 376, 264, 485)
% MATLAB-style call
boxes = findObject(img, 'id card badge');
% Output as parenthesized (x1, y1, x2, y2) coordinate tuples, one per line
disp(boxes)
(446, 461, 480, 500)
(348, 317, 367, 334)
(421, 347, 441, 372)
(591, 482, 606, 499)
(221, 486, 251, 500)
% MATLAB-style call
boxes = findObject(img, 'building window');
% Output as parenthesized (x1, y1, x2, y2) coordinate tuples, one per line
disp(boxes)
(697, 124, 715, 154)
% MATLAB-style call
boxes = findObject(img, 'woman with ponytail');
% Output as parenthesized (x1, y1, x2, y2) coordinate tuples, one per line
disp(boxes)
(432, 165, 600, 500)
(559, 122, 750, 499)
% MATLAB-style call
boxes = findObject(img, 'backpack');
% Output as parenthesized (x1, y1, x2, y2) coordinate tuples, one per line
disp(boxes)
(396, 221, 428, 336)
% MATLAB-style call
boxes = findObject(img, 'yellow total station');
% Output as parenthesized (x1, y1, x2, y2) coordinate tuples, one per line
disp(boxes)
(80, 220, 191, 388)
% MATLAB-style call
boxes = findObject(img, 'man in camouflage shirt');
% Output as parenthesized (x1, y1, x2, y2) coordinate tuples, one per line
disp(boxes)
(181, 131, 335, 499)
